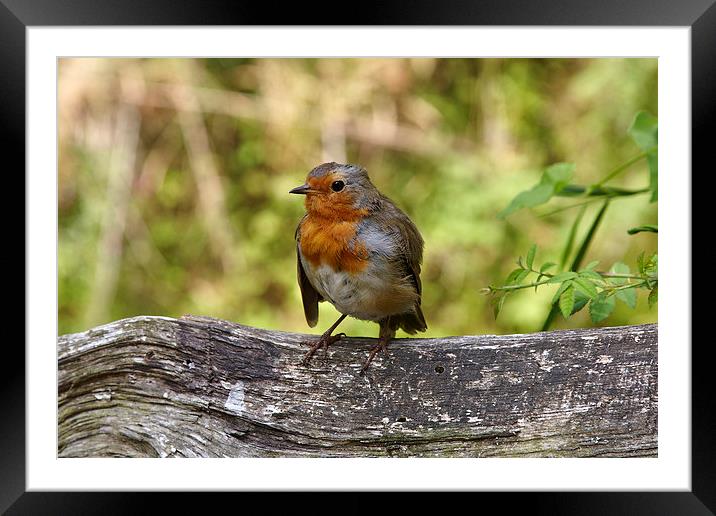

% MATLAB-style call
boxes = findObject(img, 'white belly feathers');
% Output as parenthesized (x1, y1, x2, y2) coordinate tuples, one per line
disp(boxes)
(299, 222, 418, 322)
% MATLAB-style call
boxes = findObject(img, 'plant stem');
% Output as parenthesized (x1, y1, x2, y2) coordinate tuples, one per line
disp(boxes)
(597, 273, 648, 280)
(539, 198, 603, 218)
(490, 278, 555, 292)
(601, 281, 652, 294)
(542, 187, 649, 218)
(593, 150, 652, 188)
(560, 205, 586, 270)
(491, 278, 653, 295)
(557, 185, 649, 197)
(495, 260, 654, 291)
(542, 199, 610, 331)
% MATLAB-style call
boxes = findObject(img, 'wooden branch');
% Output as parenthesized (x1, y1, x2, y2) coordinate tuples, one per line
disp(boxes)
(58, 316, 657, 458)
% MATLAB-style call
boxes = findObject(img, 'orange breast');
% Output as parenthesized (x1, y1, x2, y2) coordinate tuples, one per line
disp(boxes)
(299, 216, 369, 274)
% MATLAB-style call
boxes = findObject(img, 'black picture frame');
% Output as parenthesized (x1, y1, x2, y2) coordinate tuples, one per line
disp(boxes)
(4, 1, 708, 513)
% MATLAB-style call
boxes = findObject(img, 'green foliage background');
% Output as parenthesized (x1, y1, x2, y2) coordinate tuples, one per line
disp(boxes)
(58, 58, 658, 337)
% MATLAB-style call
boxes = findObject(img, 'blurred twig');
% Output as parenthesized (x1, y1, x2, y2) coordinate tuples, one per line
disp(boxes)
(170, 70, 240, 274)
(85, 97, 141, 327)
(321, 118, 347, 164)
(136, 118, 178, 197)
(187, 81, 474, 155)
(61, 72, 477, 158)
(126, 204, 168, 271)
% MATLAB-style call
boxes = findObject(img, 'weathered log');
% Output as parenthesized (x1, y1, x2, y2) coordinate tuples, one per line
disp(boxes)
(58, 316, 657, 457)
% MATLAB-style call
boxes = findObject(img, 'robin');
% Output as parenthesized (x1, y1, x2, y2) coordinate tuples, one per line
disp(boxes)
(290, 162, 427, 373)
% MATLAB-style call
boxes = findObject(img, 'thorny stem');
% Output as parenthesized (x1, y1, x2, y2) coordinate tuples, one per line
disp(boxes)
(488, 278, 555, 292)
(597, 272, 650, 280)
(487, 271, 655, 294)
(518, 265, 651, 283)
(602, 281, 655, 295)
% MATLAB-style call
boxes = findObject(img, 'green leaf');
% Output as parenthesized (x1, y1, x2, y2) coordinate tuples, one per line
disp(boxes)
(544, 163, 575, 191)
(499, 163, 575, 218)
(551, 280, 572, 305)
(616, 286, 637, 309)
(611, 262, 630, 273)
(526, 244, 537, 270)
(636, 251, 646, 275)
(499, 183, 554, 218)
(645, 253, 658, 276)
(573, 277, 599, 299)
(627, 224, 658, 235)
(572, 290, 590, 315)
(540, 262, 557, 273)
(628, 111, 658, 202)
(628, 112, 658, 150)
(559, 285, 575, 319)
(608, 262, 630, 285)
(584, 261, 600, 270)
(515, 269, 531, 283)
(589, 293, 616, 323)
(547, 272, 578, 284)
(579, 270, 604, 282)
(492, 293, 507, 319)
(648, 286, 658, 308)
(505, 268, 525, 286)
(541, 200, 610, 332)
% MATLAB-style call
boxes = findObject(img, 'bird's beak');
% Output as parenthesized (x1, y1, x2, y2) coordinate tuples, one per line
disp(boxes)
(289, 183, 313, 195)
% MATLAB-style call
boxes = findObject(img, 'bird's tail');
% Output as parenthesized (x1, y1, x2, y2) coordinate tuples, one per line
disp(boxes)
(395, 305, 427, 335)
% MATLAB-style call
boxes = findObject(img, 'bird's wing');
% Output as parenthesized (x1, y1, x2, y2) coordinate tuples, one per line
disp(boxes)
(388, 203, 428, 332)
(392, 207, 424, 297)
(295, 217, 321, 327)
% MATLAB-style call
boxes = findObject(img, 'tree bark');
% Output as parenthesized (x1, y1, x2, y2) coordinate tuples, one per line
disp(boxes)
(58, 316, 657, 458)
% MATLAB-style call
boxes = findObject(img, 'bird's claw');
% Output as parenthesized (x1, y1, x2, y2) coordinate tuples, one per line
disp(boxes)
(300, 333, 346, 366)
(359, 339, 389, 375)
(323, 333, 346, 357)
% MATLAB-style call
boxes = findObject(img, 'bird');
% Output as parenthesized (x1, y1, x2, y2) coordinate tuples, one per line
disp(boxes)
(290, 162, 427, 373)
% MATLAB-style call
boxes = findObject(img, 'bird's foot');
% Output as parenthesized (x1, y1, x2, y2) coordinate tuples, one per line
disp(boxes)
(300, 333, 346, 366)
(360, 338, 390, 375)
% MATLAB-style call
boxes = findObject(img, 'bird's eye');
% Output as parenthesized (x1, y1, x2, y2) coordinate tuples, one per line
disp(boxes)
(331, 180, 345, 192)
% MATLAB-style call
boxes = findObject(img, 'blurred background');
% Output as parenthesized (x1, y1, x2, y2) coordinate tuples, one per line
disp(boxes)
(58, 58, 657, 337)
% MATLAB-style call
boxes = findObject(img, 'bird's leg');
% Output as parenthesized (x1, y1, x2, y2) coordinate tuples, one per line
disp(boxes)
(360, 317, 395, 375)
(301, 314, 347, 366)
